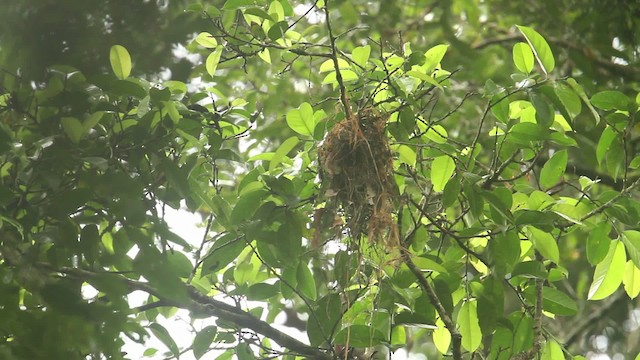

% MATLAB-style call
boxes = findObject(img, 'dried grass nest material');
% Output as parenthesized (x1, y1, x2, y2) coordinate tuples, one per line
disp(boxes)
(317, 107, 399, 245)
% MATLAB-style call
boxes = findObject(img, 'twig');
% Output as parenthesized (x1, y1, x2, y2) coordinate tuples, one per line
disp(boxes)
(323, 0, 353, 120)
(401, 250, 462, 360)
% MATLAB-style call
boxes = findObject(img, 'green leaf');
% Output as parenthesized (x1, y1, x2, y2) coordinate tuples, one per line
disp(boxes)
(425, 125, 448, 143)
(296, 262, 317, 300)
(540, 340, 564, 360)
(596, 126, 617, 165)
(206, 46, 223, 76)
(591, 90, 630, 111)
(423, 44, 449, 73)
(567, 78, 600, 124)
(334, 325, 386, 347)
(269, 136, 299, 173)
(527, 227, 560, 263)
(352, 45, 371, 68)
(61, 117, 84, 144)
(319, 58, 350, 73)
(516, 25, 555, 74)
(201, 234, 246, 275)
(431, 155, 455, 192)
(512, 42, 534, 73)
(236, 343, 255, 360)
(83, 111, 105, 132)
(623, 260, 640, 299)
(539, 150, 567, 190)
(587, 223, 611, 265)
(432, 318, 451, 354)
(457, 299, 482, 352)
(193, 326, 217, 359)
(148, 323, 180, 358)
(109, 45, 132, 79)
(588, 240, 625, 300)
(491, 94, 510, 123)
(622, 230, 640, 269)
(523, 286, 577, 315)
(196, 32, 218, 48)
(258, 48, 271, 64)
(286, 102, 314, 136)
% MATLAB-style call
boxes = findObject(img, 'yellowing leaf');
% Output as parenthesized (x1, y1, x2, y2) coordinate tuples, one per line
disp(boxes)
(540, 340, 563, 360)
(588, 241, 625, 300)
(109, 45, 132, 79)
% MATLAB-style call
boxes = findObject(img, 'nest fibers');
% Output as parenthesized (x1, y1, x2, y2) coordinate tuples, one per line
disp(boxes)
(318, 108, 399, 246)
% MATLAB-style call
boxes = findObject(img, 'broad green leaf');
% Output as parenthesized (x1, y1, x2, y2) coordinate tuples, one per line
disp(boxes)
(590, 90, 630, 111)
(539, 150, 567, 190)
(148, 323, 180, 358)
(286, 102, 314, 136)
(195, 32, 218, 48)
(423, 44, 449, 73)
(554, 84, 582, 119)
(406, 70, 442, 88)
(567, 78, 600, 124)
(258, 48, 271, 64)
(321, 70, 358, 85)
(61, 117, 84, 144)
(296, 262, 317, 300)
(267, 21, 288, 41)
(319, 58, 350, 73)
(457, 299, 482, 352)
(269, 136, 299, 173)
(109, 45, 132, 79)
(587, 223, 611, 265)
(352, 45, 371, 68)
(527, 227, 560, 263)
(433, 318, 451, 354)
(431, 155, 455, 192)
(491, 94, 510, 123)
(540, 340, 563, 360)
(596, 126, 617, 165)
(193, 326, 217, 359)
(425, 125, 448, 143)
(83, 111, 105, 132)
(623, 260, 640, 299)
(512, 42, 534, 73)
(588, 240, 625, 300)
(516, 25, 555, 74)
(230, 189, 268, 224)
(206, 46, 223, 76)
(334, 325, 386, 348)
(622, 230, 640, 269)
(523, 286, 577, 315)
(236, 343, 255, 360)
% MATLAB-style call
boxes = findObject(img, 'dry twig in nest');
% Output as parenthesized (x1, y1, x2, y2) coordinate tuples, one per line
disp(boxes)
(318, 108, 399, 247)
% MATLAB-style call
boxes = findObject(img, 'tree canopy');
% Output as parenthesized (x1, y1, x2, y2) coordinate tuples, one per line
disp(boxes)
(1, 1, 639, 359)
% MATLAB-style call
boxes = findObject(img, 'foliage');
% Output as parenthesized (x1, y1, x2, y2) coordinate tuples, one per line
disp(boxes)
(1, 1, 640, 359)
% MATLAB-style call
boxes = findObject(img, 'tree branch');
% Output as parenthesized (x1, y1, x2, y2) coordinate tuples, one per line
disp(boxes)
(46, 265, 333, 360)
(401, 251, 462, 360)
(324, 0, 353, 120)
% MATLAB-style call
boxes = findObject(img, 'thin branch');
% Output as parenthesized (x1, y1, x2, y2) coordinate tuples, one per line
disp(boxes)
(323, 0, 353, 119)
(401, 250, 462, 360)
(45, 265, 333, 360)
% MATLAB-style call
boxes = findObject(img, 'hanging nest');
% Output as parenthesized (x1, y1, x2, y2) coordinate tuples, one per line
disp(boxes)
(317, 107, 399, 246)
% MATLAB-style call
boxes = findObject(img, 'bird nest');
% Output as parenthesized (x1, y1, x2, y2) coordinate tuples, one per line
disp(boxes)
(317, 108, 398, 246)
